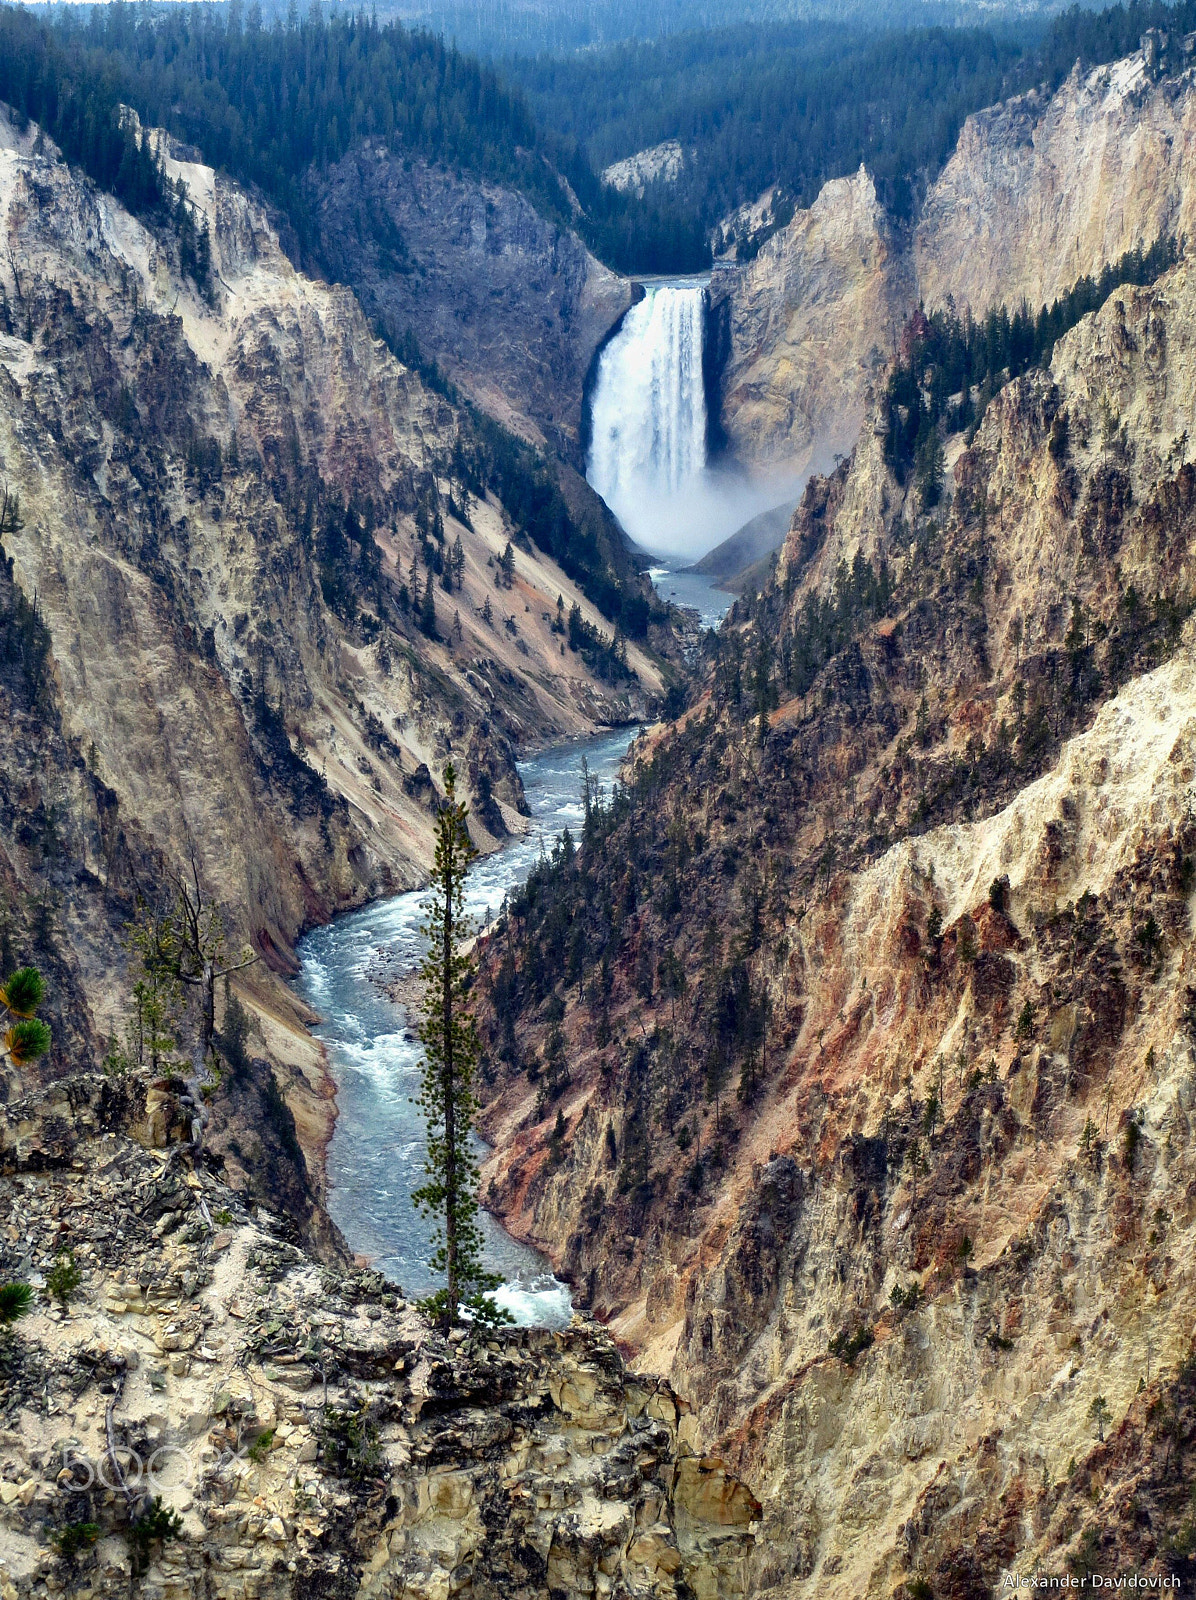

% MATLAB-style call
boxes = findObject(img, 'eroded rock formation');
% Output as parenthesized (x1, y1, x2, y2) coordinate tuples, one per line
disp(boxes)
(0, 107, 663, 1231)
(714, 39, 1196, 483)
(712, 168, 913, 480)
(0, 1075, 757, 1597)
(312, 147, 634, 462)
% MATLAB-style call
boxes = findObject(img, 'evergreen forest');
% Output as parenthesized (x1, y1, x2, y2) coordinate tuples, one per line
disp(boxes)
(884, 235, 1181, 497)
(1, 0, 1192, 281)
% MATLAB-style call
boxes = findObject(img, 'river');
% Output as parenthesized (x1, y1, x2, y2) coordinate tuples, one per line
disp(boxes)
(292, 561, 732, 1325)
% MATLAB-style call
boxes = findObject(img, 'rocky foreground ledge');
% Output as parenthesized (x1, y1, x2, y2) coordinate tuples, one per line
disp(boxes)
(0, 1076, 757, 1599)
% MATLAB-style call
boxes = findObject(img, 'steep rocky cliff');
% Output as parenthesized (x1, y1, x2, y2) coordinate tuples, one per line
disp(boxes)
(712, 168, 913, 480)
(311, 147, 633, 464)
(915, 47, 1196, 320)
(0, 107, 666, 1231)
(476, 245, 1196, 1596)
(714, 39, 1196, 480)
(0, 1073, 757, 1597)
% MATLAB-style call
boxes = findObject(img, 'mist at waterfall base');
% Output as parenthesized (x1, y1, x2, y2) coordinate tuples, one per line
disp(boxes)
(587, 280, 798, 563)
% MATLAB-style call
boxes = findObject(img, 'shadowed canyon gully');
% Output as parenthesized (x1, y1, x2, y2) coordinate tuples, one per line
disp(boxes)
(3, 26, 1196, 1600)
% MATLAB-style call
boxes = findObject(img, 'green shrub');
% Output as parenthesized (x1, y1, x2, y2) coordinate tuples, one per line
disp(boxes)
(1, 965, 50, 1065)
(45, 1252, 81, 1307)
(130, 1497, 184, 1558)
(1069, 1526, 1101, 1577)
(318, 1406, 384, 1486)
(51, 1522, 100, 1560)
(0, 1283, 33, 1324)
(1, 967, 44, 1014)
(890, 1281, 920, 1312)
(5, 1017, 51, 1063)
(829, 1325, 874, 1365)
(1123, 1117, 1142, 1171)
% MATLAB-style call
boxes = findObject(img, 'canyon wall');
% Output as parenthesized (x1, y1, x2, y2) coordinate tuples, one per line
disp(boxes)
(712, 168, 913, 482)
(0, 108, 663, 1231)
(311, 147, 634, 463)
(715, 39, 1196, 482)
(915, 49, 1196, 318)
(477, 242, 1196, 1596)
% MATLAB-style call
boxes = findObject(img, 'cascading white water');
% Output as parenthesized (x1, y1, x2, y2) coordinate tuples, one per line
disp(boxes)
(587, 283, 708, 542)
(587, 277, 799, 562)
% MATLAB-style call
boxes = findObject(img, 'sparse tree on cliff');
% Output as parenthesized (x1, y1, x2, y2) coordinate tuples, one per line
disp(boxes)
(1089, 1394, 1111, 1443)
(118, 904, 184, 1076)
(419, 570, 438, 638)
(169, 859, 257, 1065)
(412, 764, 508, 1328)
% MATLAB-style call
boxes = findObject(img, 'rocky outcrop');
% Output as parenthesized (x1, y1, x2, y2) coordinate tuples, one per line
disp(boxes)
(715, 41, 1196, 479)
(915, 47, 1196, 319)
(602, 141, 686, 198)
(475, 244, 1196, 1596)
(688, 502, 794, 592)
(712, 168, 912, 479)
(0, 1073, 757, 1599)
(312, 148, 634, 462)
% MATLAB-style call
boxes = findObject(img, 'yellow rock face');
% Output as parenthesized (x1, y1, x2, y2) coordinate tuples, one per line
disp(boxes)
(716, 42, 1196, 482)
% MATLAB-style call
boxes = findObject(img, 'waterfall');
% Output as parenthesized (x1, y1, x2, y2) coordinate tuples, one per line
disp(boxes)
(587, 283, 707, 543)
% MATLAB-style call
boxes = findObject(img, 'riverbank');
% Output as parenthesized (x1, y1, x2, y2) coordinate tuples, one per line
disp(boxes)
(281, 570, 733, 1318)
(290, 727, 638, 1323)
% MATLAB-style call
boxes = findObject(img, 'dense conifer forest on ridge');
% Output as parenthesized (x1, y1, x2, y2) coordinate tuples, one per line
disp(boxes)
(2, 0, 1196, 278)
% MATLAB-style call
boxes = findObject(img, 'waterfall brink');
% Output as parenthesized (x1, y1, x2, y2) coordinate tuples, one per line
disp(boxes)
(587, 283, 707, 538)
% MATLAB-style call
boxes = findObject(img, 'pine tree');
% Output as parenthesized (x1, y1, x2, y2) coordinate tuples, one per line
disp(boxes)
(420, 572, 437, 638)
(411, 764, 508, 1328)
(0, 965, 51, 1068)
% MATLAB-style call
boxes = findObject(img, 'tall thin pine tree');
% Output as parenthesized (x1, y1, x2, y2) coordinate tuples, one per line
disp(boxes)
(412, 764, 507, 1327)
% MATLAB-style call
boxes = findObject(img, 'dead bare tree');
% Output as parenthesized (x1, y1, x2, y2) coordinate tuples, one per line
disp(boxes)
(170, 855, 257, 1063)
